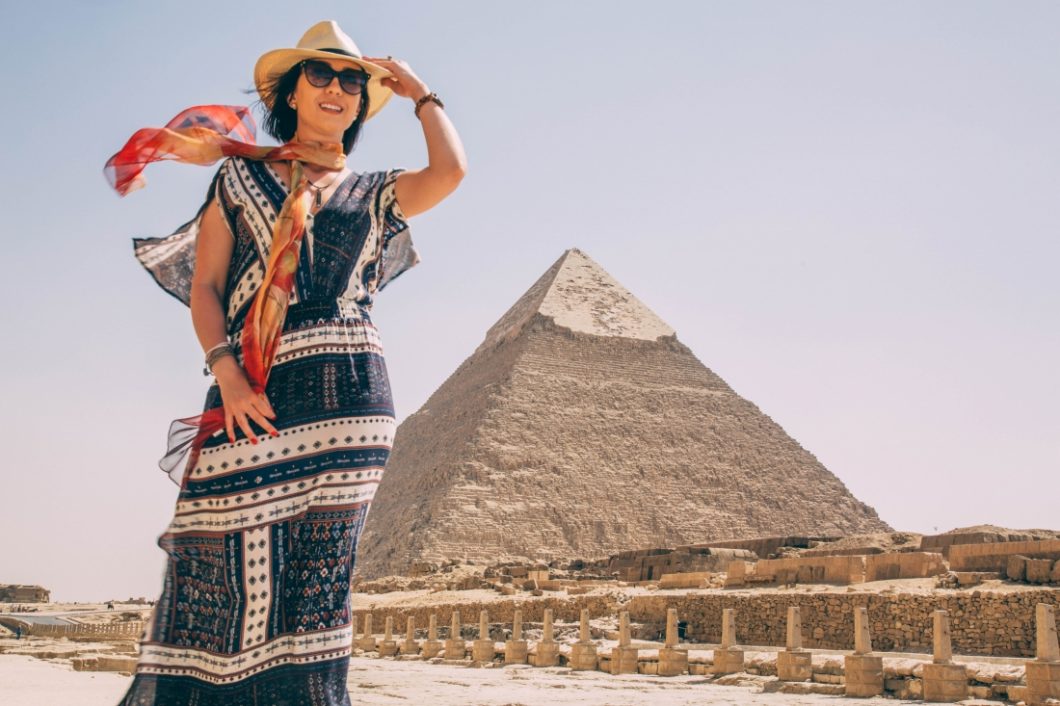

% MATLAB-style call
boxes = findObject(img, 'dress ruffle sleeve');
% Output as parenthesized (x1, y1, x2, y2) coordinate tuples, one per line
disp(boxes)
(131, 161, 229, 306)
(372, 168, 420, 293)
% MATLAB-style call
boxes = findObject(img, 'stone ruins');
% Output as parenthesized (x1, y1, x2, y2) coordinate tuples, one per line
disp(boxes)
(357, 248, 888, 580)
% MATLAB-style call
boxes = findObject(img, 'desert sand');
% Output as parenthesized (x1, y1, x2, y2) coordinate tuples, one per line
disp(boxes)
(0, 651, 910, 706)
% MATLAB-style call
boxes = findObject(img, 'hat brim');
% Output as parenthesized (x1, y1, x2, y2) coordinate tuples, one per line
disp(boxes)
(254, 48, 395, 121)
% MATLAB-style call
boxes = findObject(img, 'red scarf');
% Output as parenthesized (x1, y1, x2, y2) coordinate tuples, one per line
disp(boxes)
(106, 105, 344, 484)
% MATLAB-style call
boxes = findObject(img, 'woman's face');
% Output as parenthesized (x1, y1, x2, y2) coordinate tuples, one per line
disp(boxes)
(290, 58, 365, 138)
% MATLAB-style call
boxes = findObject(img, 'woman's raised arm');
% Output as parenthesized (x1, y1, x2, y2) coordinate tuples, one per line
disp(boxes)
(363, 56, 467, 218)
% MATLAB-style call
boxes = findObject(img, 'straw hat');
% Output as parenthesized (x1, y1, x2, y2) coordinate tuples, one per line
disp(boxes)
(254, 20, 395, 121)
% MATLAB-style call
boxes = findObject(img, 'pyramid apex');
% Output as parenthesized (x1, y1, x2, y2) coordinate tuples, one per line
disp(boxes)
(477, 248, 675, 353)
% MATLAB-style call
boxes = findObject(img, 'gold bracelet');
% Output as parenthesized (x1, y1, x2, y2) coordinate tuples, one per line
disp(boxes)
(414, 92, 444, 119)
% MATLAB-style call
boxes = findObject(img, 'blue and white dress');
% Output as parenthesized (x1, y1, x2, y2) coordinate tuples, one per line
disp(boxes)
(118, 155, 418, 706)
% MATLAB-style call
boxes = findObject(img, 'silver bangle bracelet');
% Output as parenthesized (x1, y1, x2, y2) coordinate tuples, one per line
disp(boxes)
(204, 342, 235, 375)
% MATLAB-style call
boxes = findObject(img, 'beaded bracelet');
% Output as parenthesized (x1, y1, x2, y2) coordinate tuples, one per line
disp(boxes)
(414, 92, 445, 120)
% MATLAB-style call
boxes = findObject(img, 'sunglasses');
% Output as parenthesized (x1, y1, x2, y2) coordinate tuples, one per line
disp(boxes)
(301, 60, 368, 96)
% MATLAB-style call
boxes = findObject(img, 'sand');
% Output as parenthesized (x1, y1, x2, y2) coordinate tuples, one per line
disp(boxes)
(0, 654, 129, 706)
(0, 652, 916, 706)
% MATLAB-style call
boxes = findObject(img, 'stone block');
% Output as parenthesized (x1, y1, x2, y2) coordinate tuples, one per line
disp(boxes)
(532, 641, 560, 667)
(845, 654, 883, 697)
(398, 639, 420, 655)
(443, 639, 466, 659)
(1027, 559, 1054, 584)
(420, 639, 442, 658)
(471, 638, 495, 663)
(1052, 559, 1060, 584)
(377, 640, 398, 657)
(777, 650, 812, 681)
(1026, 660, 1060, 704)
(610, 645, 638, 674)
(658, 647, 688, 676)
(1007, 555, 1029, 581)
(922, 662, 967, 702)
(712, 648, 744, 675)
(504, 639, 527, 665)
(1007, 685, 1029, 703)
(569, 642, 597, 671)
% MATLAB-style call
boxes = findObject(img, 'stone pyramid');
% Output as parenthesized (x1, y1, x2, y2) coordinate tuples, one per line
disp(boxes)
(355, 248, 890, 579)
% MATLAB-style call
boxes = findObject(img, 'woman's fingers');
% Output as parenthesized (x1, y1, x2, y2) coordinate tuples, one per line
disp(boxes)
(234, 410, 257, 444)
(248, 401, 279, 438)
(258, 393, 277, 419)
(225, 411, 236, 444)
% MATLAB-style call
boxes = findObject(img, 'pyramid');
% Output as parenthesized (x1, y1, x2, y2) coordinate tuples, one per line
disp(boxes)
(355, 248, 890, 579)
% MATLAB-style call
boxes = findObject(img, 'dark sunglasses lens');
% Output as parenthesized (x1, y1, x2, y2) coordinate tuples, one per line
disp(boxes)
(338, 72, 366, 95)
(303, 61, 334, 87)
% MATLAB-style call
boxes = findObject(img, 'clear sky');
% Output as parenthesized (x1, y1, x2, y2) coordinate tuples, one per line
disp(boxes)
(1, 1, 1056, 602)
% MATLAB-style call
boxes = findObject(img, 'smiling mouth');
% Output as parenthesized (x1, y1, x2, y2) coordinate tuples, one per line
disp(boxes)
(319, 102, 344, 114)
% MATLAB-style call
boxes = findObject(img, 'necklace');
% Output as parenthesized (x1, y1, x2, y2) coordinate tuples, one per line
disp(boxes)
(305, 171, 343, 208)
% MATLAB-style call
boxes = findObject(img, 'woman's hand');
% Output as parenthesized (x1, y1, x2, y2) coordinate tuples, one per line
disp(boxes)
(362, 56, 430, 101)
(211, 356, 278, 444)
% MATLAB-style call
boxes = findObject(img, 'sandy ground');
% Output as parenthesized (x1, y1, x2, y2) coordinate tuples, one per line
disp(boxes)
(0, 652, 912, 706)
(0, 654, 130, 706)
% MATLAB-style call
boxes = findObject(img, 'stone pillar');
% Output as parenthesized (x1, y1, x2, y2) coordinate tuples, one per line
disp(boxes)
(421, 613, 442, 658)
(658, 607, 689, 676)
(845, 606, 883, 698)
(471, 610, 495, 664)
(399, 615, 420, 655)
(504, 609, 528, 665)
(610, 611, 639, 675)
(569, 608, 598, 670)
(351, 615, 359, 651)
(356, 613, 377, 652)
(712, 607, 744, 675)
(533, 608, 560, 667)
(777, 606, 812, 682)
(378, 615, 399, 656)
(443, 610, 467, 660)
(1027, 603, 1060, 706)
(923, 610, 966, 702)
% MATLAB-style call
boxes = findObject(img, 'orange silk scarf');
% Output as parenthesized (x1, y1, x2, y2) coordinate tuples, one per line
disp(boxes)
(106, 105, 344, 483)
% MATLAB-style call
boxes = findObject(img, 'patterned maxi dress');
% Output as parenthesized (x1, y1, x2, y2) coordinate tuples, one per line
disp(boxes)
(118, 155, 418, 706)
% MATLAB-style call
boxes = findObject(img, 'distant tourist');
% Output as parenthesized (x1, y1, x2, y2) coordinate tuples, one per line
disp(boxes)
(105, 18, 465, 706)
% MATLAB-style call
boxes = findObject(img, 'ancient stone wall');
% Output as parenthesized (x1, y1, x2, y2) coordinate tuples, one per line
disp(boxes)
(626, 590, 1060, 657)
(351, 588, 1059, 657)
(865, 552, 948, 581)
(697, 536, 835, 559)
(607, 547, 755, 582)
(949, 539, 1060, 572)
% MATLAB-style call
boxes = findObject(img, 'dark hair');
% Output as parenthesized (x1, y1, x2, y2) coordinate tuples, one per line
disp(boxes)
(258, 60, 370, 155)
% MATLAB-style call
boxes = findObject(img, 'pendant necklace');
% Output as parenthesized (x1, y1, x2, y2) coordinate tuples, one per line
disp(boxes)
(306, 170, 343, 209)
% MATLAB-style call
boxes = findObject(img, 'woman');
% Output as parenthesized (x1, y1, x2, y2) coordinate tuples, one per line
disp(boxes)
(109, 20, 466, 706)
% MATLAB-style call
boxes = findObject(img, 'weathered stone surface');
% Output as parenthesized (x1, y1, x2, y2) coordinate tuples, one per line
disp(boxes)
(712, 648, 744, 675)
(356, 248, 889, 579)
(865, 552, 948, 582)
(1026, 661, 1060, 704)
(657, 647, 688, 676)
(1028, 558, 1055, 584)
(949, 538, 1060, 572)
(1007, 555, 1029, 581)
(777, 650, 812, 681)
(922, 662, 967, 702)
(845, 654, 884, 697)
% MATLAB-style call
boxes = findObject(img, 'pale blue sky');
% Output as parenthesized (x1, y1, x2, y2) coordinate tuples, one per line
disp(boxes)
(1, 1, 1057, 601)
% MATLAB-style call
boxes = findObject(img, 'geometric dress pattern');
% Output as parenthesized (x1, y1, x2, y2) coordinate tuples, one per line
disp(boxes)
(118, 155, 418, 705)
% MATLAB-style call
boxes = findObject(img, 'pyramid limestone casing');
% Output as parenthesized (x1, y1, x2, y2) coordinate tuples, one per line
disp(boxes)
(355, 249, 890, 579)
